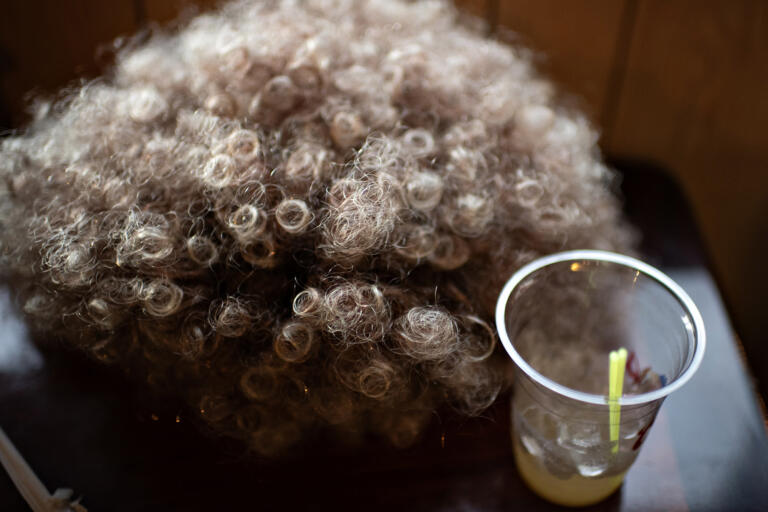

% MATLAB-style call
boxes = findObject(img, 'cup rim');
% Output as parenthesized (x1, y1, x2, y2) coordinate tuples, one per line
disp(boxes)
(495, 250, 706, 406)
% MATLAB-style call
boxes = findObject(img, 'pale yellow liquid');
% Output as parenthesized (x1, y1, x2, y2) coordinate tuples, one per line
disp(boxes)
(513, 439, 625, 507)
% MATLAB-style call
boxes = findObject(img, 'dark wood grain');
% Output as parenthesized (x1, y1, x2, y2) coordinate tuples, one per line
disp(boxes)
(454, 0, 489, 20)
(496, 0, 628, 125)
(603, 0, 768, 390)
(0, 0, 136, 128)
(143, 0, 220, 24)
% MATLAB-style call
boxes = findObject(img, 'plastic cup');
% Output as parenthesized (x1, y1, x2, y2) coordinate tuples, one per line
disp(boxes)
(495, 250, 705, 507)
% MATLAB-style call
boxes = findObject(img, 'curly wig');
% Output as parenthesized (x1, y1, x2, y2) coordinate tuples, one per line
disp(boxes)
(0, 0, 634, 455)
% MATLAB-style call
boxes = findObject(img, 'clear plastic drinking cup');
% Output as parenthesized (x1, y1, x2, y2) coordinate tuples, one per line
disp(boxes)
(495, 250, 705, 507)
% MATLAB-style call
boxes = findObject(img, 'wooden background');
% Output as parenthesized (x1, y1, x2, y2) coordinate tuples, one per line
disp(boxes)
(1, 0, 766, 392)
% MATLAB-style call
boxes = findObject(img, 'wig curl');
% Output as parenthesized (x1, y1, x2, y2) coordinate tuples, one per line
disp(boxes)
(0, 0, 634, 455)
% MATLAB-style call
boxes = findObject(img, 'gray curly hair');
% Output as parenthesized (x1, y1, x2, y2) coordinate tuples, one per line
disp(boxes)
(0, 0, 634, 455)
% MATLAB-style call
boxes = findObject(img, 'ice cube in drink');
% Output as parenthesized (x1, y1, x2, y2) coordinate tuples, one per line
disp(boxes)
(513, 436, 625, 507)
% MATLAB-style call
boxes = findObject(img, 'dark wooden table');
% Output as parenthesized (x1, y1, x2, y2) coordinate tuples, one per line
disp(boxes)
(2, 163, 767, 511)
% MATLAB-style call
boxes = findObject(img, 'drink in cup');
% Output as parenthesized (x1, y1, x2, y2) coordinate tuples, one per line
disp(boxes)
(495, 250, 705, 507)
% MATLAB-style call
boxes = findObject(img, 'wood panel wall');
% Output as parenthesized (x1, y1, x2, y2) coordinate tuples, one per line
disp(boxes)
(496, 0, 630, 127)
(495, 1, 768, 383)
(0, 0, 137, 126)
(607, 1, 768, 378)
(0, 0, 765, 383)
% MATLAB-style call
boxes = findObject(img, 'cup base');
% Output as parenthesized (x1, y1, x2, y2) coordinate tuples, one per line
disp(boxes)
(513, 440, 625, 507)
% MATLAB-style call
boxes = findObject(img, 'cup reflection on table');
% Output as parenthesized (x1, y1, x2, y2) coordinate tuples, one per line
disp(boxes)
(495, 250, 705, 507)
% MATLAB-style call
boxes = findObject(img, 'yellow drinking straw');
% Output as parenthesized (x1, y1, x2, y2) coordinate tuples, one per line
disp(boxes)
(609, 348, 628, 453)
